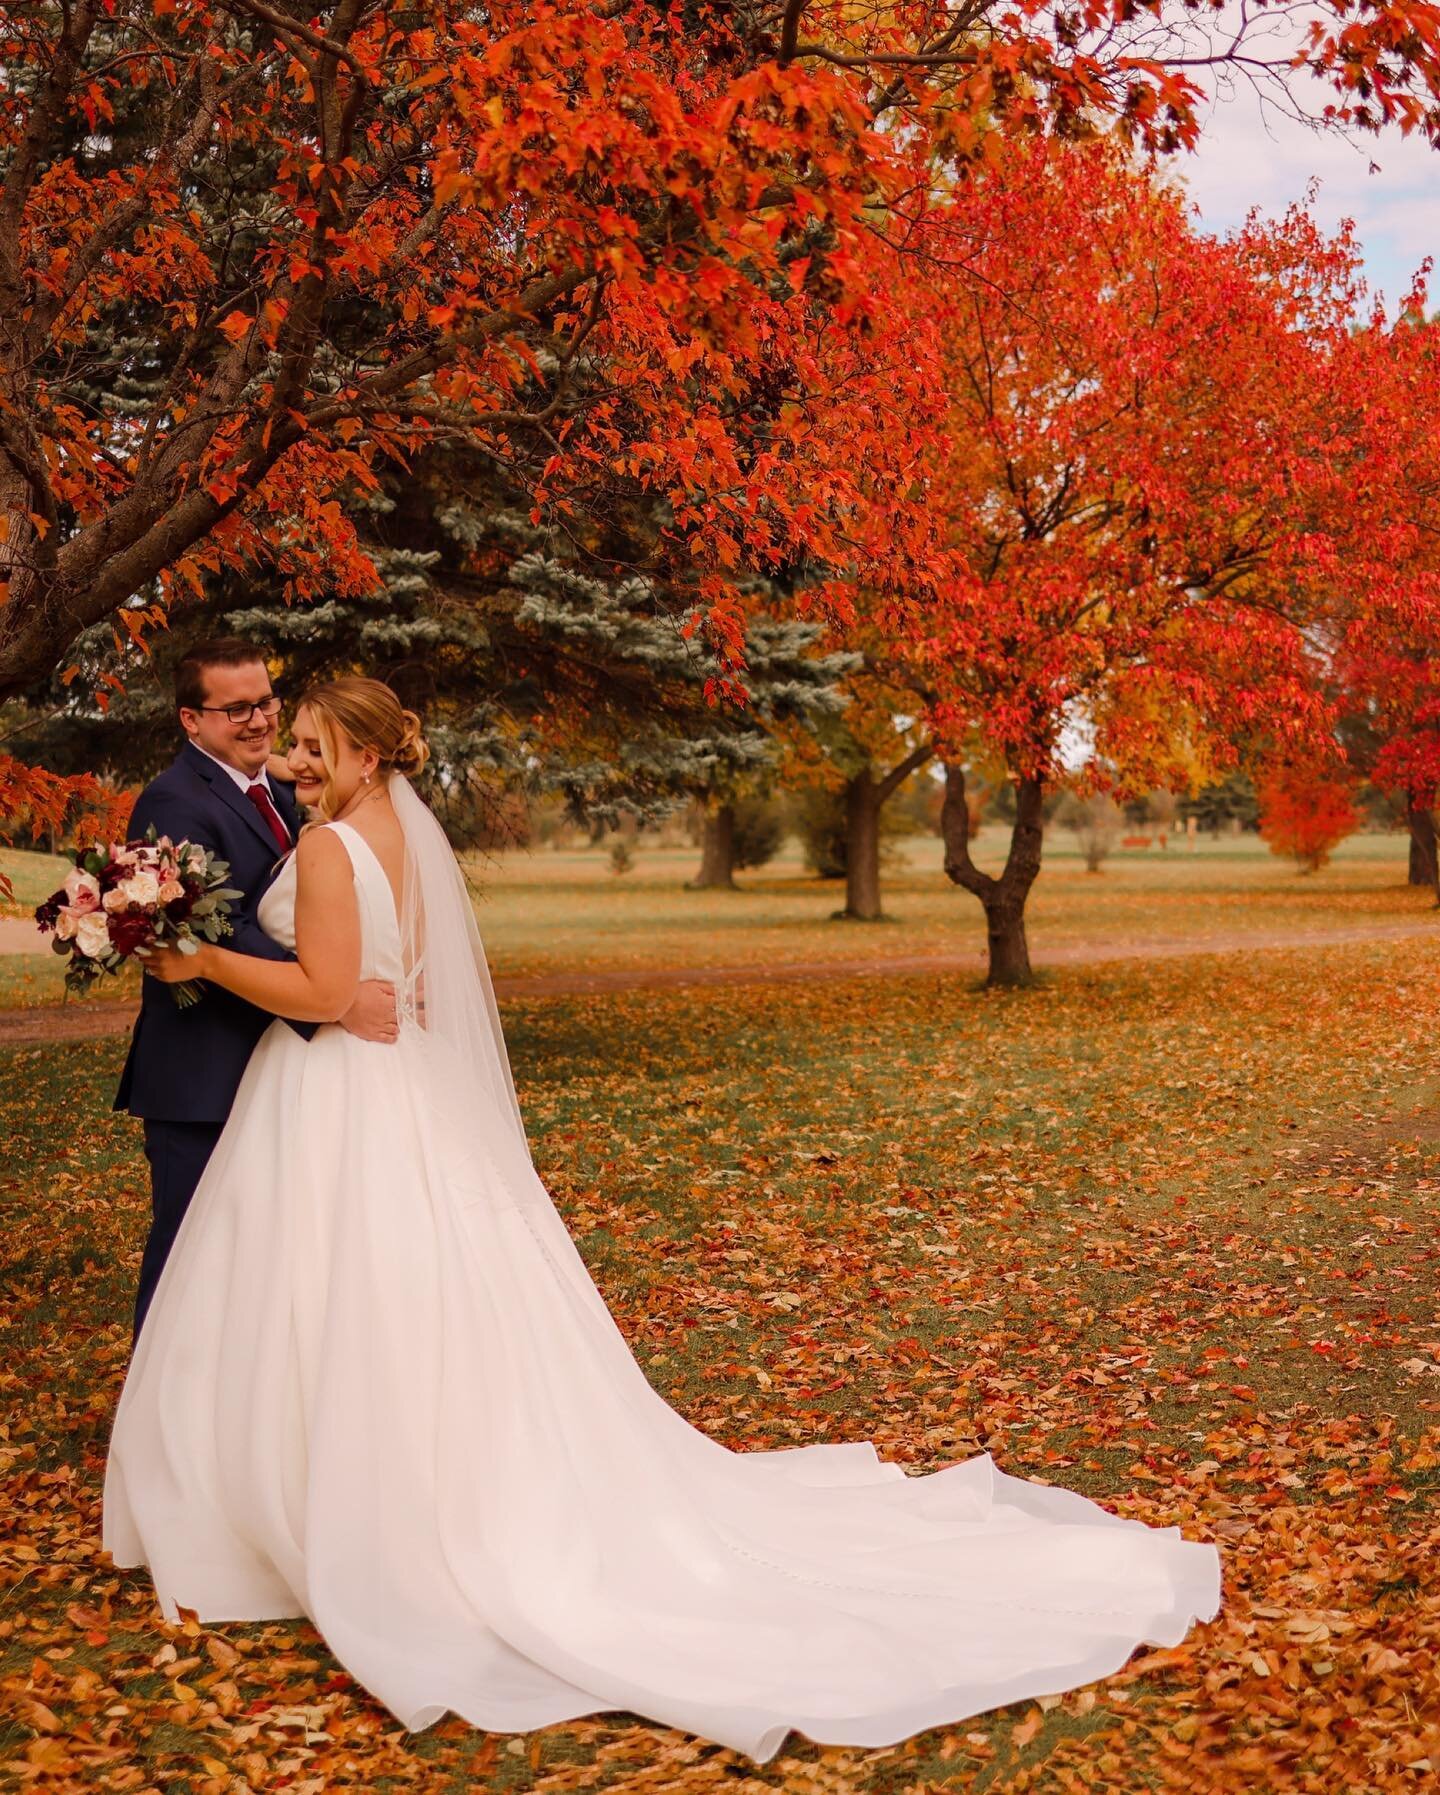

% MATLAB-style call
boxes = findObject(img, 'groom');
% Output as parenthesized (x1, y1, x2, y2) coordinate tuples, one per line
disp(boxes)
(115, 636, 397, 1341)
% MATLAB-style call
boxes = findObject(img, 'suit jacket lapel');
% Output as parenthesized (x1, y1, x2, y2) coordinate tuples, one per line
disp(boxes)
(182, 742, 291, 862)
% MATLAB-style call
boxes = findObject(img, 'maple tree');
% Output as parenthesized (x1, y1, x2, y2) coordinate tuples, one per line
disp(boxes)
(1304, 303, 1440, 886)
(1336, 630, 1440, 888)
(889, 139, 1440, 986)
(7, 1, 1440, 850)
(1257, 766, 1360, 872)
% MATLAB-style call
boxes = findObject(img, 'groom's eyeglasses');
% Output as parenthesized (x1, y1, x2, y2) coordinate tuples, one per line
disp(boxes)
(197, 696, 284, 725)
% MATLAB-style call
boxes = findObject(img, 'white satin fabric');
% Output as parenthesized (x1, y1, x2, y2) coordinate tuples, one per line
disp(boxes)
(103, 820, 1220, 1763)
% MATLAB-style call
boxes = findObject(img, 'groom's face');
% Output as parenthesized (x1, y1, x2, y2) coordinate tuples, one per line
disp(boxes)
(179, 659, 279, 779)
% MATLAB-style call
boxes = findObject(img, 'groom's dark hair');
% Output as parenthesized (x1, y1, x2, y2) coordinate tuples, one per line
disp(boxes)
(175, 637, 270, 714)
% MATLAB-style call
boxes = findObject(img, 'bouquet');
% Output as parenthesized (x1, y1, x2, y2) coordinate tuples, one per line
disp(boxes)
(34, 829, 240, 1008)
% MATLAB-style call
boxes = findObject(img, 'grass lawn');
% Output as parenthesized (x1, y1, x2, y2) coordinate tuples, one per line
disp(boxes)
(0, 847, 73, 912)
(0, 955, 72, 1010)
(462, 830, 1434, 980)
(3, 905, 1439, 1790)
(1, 830, 1435, 1012)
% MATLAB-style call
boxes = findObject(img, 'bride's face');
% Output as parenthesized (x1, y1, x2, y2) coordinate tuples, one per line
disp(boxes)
(287, 704, 375, 814)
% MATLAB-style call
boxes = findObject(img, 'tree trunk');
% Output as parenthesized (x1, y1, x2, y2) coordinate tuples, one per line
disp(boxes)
(1406, 798, 1437, 888)
(984, 895, 1033, 985)
(839, 774, 883, 919)
(688, 804, 737, 889)
(941, 764, 1045, 988)
(833, 743, 934, 922)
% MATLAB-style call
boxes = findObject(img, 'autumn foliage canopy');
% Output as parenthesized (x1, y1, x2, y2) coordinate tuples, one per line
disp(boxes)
(7, 0, 1440, 852)
(913, 142, 1375, 790)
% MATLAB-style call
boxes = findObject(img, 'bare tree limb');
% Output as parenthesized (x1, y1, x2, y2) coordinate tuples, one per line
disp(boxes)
(875, 739, 934, 804)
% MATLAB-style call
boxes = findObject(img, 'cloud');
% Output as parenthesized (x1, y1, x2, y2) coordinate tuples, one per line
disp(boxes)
(1169, 22, 1440, 308)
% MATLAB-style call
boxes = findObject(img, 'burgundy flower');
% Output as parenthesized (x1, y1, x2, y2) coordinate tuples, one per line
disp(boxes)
(109, 910, 156, 957)
(34, 892, 65, 932)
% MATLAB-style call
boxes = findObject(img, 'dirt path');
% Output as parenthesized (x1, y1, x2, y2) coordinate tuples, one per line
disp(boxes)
(1, 914, 1435, 1049)
(0, 916, 46, 953)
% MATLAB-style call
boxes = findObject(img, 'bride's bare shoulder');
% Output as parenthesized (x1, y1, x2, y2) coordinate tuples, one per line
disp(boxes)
(294, 824, 352, 873)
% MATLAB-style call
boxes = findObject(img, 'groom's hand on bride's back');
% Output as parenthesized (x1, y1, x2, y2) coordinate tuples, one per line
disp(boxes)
(338, 979, 399, 1044)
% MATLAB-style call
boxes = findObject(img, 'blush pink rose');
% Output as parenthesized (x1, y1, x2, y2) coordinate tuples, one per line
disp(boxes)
(63, 868, 101, 912)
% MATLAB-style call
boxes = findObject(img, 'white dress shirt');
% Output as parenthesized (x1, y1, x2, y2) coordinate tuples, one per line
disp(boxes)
(192, 742, 280, 800)
(191, 743, 291, 843)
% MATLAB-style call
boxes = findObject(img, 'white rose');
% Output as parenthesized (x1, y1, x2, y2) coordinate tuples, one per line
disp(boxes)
(55, 908, 79, 941)
(118, 871, 160, 908)
(185, 846, 207, 875)
(102, 887, 128, 912)
(74, 911, 112, 959)
(157, 877, 184, 903)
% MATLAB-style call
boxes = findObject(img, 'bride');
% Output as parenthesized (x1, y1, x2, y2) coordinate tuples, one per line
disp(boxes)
(105, 676, 1220, 1764)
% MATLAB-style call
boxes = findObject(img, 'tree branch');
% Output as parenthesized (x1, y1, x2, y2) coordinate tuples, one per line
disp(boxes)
(875, 739, 933, 804)
(940, 762, 996, 900)
(0, 0, 101, 313)
(215, 0, 371, 82)
(40, 36, 226, 333)
(777, 0, 808, 64)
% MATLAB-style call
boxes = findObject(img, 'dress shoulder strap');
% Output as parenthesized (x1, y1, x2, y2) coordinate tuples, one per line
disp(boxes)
(321, 819, 402, 927)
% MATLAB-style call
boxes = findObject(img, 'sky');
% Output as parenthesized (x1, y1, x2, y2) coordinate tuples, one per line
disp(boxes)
(1174, 29, 1440, 313)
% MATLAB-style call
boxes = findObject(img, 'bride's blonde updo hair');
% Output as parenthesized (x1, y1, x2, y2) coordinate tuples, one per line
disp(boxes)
(299, 676, 429, 817)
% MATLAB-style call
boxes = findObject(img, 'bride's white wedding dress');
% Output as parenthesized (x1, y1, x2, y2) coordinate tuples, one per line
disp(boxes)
(104, 786, 1220, 1764)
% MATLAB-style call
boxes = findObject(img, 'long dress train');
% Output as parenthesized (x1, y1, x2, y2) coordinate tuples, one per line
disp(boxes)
(103, 816, 1220, 1764)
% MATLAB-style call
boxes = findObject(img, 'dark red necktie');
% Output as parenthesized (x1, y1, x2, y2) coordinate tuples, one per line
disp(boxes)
(245, 782, 291, 853)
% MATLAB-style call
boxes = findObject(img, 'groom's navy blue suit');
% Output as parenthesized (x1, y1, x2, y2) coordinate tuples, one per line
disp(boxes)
(115, 743, 312, 1338)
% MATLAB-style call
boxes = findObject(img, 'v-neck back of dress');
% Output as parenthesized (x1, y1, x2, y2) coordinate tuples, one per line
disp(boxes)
(256, 820, 404, 984)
